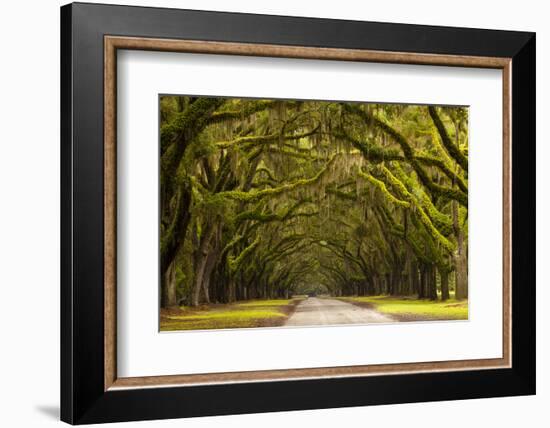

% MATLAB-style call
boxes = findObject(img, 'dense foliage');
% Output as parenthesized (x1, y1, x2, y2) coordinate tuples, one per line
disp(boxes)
(159, 96, 468, 307)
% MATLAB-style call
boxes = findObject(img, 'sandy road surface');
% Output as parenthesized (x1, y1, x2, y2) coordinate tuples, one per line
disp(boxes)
(285, 297, 394, 326)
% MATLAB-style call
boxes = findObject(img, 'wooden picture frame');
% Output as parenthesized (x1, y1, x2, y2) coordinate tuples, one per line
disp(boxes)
(61, 2, 535, 424)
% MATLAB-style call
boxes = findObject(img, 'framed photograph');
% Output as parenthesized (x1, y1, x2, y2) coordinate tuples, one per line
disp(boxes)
(60, 2, 535, 424)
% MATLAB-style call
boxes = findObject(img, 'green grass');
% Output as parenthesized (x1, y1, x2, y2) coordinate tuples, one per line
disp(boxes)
(236, 299, 293, 307)
(160, 298, 299, 331)
(339, 296, 468, 321)
(166, 310, 286, 321)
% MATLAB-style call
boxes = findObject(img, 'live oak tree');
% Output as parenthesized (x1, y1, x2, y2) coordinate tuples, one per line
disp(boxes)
(159, 96, 468, 307)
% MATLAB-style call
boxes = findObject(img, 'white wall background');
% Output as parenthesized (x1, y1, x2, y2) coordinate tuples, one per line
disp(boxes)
(0, 0, 546, 426)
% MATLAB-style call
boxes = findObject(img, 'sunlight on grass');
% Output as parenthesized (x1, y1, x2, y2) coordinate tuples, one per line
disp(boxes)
(237, 299, 294, 307)
(167, 310, 286, 321)
(341, 296, 468, 321)
(161, 298, 298, 331)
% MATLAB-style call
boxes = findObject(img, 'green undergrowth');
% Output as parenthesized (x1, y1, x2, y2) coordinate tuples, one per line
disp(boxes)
(160, 298, 301, 331)
(339, 295, 468, 321)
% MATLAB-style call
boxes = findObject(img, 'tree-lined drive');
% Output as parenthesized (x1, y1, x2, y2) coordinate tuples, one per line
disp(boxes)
(159, 96, 468, 331)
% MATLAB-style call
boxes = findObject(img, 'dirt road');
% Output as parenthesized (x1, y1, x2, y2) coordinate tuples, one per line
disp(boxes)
(285, 297, 394, 326)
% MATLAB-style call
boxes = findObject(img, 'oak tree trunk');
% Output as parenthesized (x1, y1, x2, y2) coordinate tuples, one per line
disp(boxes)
(453, 201, 468, 300)
(440, 268, 450, 301)
(161, 261, 178, 308)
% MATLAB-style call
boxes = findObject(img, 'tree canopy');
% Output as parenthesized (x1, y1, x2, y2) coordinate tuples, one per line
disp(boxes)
(159, 96, 468, 308)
